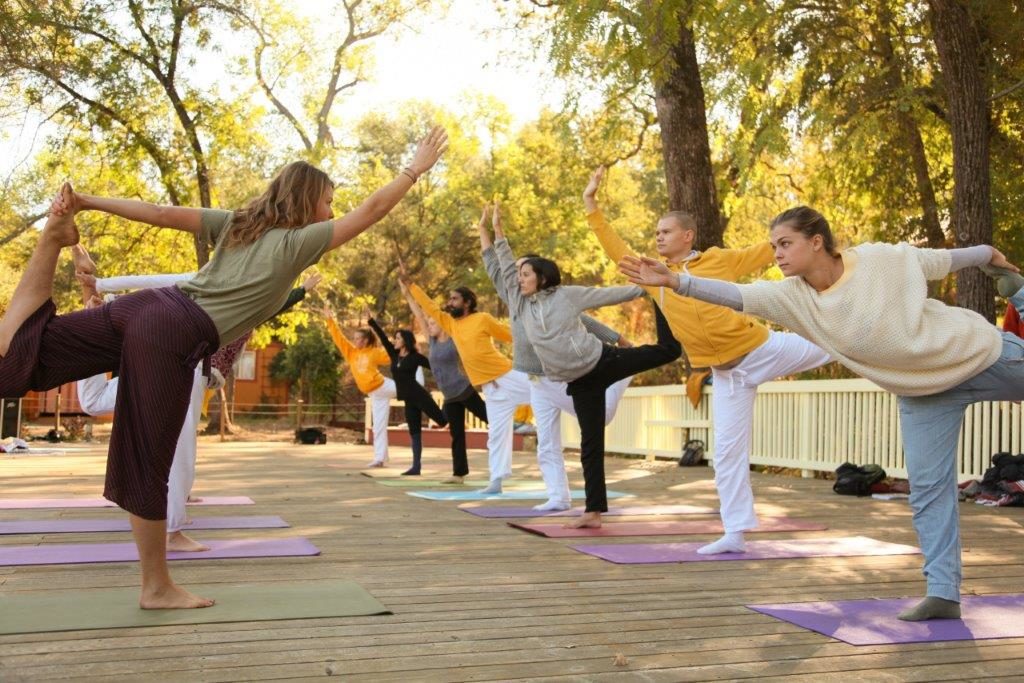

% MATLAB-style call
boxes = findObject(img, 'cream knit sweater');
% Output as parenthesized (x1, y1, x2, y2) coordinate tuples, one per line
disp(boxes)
(738, 242, 1003, 397)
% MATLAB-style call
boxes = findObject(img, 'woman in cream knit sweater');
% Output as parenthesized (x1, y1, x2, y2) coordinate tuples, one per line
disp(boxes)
(620, 205, 1024, 623)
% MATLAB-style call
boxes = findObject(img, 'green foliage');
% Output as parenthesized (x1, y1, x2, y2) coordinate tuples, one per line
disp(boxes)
(268, 323, 341, 405)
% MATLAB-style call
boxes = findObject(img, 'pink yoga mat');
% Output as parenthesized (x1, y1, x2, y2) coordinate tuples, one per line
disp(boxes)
(459, 504, 717, 519)
(0, 537, 319, 566)
(571, 536, 920, 564)
(0, 497, 254, 509)
(749, 594, 1024, 645)
(510, 517, 827, 538)
(0, 516, 288, 535)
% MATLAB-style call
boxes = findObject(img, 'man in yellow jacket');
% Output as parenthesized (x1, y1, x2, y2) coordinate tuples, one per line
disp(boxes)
(408, 281, 530, 493)
(584, 167, 830, 554)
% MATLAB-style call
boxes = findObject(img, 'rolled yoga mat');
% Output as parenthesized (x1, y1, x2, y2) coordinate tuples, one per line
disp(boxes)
(0, 516, 289, 535)
(571, 536, 920, 564)
(0, 537, 319, 566)
(510, 517, 827, 538)
(408, 490, 632, 501)
(0, 579, 390, 635)
(748, 594, 1024, 646)
(458, 504, 717, 519)
(0, 496, 254, 509)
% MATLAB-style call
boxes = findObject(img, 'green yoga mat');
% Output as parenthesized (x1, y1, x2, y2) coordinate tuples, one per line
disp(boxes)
(0, 580, 391, 635)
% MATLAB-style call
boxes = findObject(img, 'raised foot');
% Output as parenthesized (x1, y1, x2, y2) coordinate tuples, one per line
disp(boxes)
(897, 596, 961, 622)
(140, 582, 215, 610)
(166, 530, 209, 553)
(42, 183, 80, 248)
(564, 511, 602, 529)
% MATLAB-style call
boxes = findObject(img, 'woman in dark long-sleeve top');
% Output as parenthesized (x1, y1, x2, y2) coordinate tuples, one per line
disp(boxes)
(368, 316, 448, 475)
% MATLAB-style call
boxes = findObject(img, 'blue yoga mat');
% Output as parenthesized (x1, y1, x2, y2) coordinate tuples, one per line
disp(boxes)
(408, 490, 632, 501)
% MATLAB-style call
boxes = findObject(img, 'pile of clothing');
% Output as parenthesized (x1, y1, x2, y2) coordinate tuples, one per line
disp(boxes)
(959, 452, 1024, 507)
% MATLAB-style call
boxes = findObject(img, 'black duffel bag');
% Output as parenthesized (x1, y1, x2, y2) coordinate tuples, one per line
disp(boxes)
(833, 462, 886, 496)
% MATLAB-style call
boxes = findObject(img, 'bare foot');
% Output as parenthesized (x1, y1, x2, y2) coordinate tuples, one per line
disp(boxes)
(187, 495, 203, 503)
(166, 530, 209, 552)
(442, 476, 464, 485)
(42, 183, 80, 247)
(564, 511, 602, 529)
(70, 243, 96, 274)
(139, 582, 215, 609)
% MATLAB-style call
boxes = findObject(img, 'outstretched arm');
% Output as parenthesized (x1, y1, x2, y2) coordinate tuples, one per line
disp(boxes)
(328, 127, 448, 250)
(323, 305, 356, 360)
(583, 166, 637, 266)
(619, 255, 744, 311)
(76, 194, 204, 234)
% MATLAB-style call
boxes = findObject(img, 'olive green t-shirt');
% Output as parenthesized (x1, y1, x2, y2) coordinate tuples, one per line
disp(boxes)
(177, 209, 333, 344)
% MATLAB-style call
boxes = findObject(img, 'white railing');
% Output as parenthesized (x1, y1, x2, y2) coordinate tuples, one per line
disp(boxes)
(559, 379, 1024, 480)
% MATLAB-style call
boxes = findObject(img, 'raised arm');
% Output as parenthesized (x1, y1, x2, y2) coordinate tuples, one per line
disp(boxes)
(367, 316, 398, 361)
(493, 237, 524, 312)
(76, 194, 204, 234)
(328, 127, 448, 250)
(408, 282, 455, 335)
(583, 166, 636, 265)
(619, 256, 744, 311)
(479, 206, 509, 304)
(323, 306, 355, 360)
(399, 278, 430, 337)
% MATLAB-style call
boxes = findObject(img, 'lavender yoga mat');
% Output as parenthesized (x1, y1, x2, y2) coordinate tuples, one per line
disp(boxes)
(0, 496, 254, 510)
(459, 504, 717, 519)
(0, 516, 288, 535)
(571, 536, 920, 564)
(0, 537, 319, 566)
(511, 517, 826, 538)
(749, 594, 1024, 645)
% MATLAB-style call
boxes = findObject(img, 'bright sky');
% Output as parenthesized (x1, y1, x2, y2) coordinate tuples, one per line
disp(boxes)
(0, 3, 564, 182)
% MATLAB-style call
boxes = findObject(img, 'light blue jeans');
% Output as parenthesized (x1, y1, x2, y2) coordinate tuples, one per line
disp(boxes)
(897, 288, 1024, 601)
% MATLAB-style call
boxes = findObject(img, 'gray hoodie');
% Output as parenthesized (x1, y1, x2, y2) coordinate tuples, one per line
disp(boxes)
(494, 239, 643, 382)
(482, 245, 621, 375)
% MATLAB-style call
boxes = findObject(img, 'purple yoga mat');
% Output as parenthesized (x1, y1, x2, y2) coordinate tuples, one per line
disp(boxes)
(0, 537, 319, 566)
(0, 516, 289, 535)
(0, 497, 254, 510)
(749, 594, 1024, 645)
(571, 536, 920, 564)
(458, 504, 717, 519)
(512, 517, 827, 538)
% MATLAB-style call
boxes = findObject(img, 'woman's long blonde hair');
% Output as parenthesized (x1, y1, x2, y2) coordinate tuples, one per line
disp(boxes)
(226, 161, 333, 247)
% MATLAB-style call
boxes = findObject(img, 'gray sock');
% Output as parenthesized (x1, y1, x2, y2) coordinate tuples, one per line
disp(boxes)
(897, 596, 961, 621)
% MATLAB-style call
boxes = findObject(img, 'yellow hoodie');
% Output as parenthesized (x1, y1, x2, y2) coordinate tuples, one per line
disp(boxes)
(588, 209, 773, 367)
(409, 284, 513, 386)
(326, 317, 391, 394)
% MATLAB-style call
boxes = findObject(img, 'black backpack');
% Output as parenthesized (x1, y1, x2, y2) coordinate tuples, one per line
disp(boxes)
(833, 462, 886, 496)
(295, 426, 327, 445)
(678, 439, 705, 467)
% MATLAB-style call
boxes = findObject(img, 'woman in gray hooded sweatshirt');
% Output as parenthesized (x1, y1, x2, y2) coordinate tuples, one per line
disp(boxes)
(494, 238, 681, 528)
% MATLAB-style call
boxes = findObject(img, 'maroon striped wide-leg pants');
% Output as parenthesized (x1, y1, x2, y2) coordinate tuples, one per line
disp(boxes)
(0, 287, 218, 519)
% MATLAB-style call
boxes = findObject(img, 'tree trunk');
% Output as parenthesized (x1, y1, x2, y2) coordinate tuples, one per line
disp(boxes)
(651, 15, 724, 250)
(928, 0, 994, 320)
(875, 2, 946, 250)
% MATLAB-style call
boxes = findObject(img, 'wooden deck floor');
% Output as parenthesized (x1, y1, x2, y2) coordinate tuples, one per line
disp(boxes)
(2, 439, 1024, 681)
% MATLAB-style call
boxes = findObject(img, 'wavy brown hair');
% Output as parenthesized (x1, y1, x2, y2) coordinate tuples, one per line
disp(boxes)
(226, 161, 333, 247)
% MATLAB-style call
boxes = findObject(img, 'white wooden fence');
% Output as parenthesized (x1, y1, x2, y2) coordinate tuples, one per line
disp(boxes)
(559, 379, 1024, 480)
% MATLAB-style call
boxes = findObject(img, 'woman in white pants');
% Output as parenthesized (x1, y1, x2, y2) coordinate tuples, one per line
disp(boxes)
(479, 202, 632, 510)
(323, 306, 396, 467)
